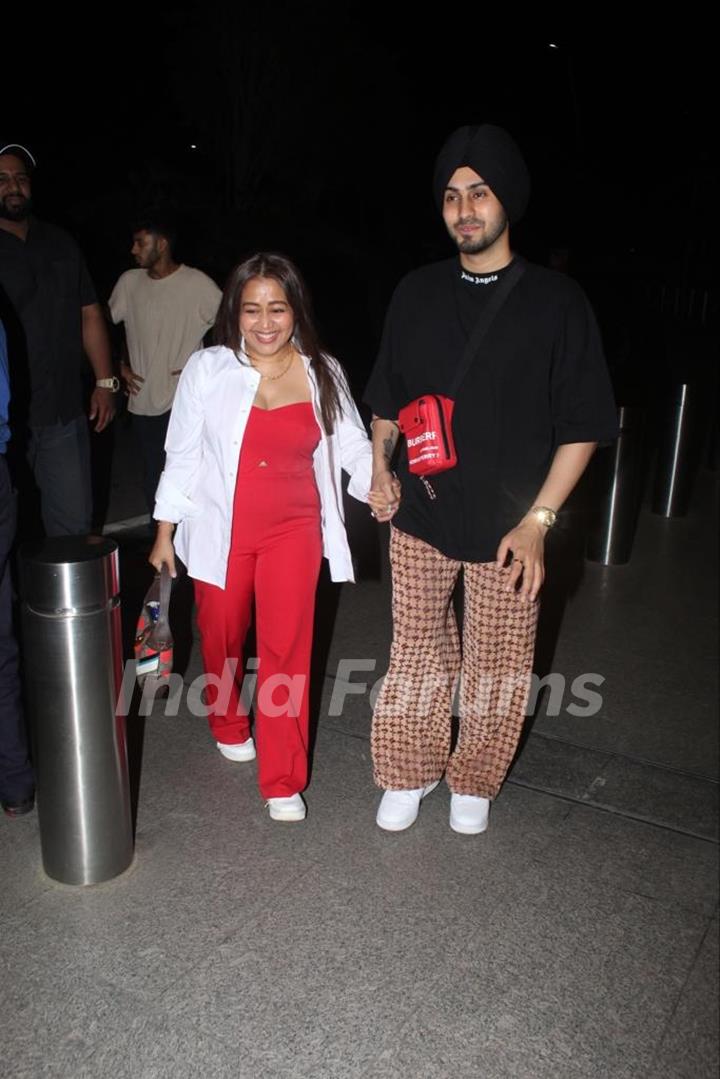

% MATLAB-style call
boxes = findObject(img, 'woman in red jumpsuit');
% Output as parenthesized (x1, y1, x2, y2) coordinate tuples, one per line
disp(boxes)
(149, 254, 386, 821)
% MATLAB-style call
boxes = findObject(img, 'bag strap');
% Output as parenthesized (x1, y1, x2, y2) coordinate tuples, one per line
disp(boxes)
(158, 563, 172, 624)
(449, 257, 526, 395)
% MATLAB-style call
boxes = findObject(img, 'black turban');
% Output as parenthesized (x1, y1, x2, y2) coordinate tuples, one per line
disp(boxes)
(433, 124, 530, 224)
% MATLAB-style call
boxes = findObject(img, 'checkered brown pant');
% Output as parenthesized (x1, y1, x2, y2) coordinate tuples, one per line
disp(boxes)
(371, 527, 538, 798)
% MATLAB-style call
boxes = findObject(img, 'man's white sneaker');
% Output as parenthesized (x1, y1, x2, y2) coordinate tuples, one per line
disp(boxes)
(266, 794, 306, 822)
(376, 781, 439, 832)
(449, 793, 490, 834)
(217, 738, 256, 762)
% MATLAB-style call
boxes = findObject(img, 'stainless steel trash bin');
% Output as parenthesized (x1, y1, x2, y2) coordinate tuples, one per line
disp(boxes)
(586, 405, 646, 566)
(20, 536, 133, 885)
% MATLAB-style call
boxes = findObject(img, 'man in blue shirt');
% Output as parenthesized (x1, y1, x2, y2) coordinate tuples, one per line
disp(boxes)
(0, 317, 34, 815)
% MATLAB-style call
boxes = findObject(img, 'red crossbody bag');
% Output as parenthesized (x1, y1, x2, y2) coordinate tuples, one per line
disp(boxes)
(397, 394, 456, 475)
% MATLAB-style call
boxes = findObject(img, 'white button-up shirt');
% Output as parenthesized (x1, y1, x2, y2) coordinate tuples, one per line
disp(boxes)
(153, 345, 373, 587)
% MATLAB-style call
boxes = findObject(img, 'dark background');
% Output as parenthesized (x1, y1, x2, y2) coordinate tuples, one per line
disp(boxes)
(6, 9, 716, 392)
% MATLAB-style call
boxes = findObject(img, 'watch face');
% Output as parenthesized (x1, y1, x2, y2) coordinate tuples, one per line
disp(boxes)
(534, 507, 557, 527)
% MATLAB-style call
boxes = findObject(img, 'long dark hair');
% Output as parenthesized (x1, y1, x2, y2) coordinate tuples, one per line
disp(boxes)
(214, 252, 342, 434)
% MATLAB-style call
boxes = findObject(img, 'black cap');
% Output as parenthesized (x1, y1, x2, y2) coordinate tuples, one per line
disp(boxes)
(0, 143, 36, 170)
(433, 124, 530, 224)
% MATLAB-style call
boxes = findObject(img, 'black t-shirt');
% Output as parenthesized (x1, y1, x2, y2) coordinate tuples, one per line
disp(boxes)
(364, 256, 619, 562)
(0, 219, 97, 426)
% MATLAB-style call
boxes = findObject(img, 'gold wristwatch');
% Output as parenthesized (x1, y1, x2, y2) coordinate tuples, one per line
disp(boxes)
(530, 506, 557, 528)
(96, 377, 120, 392)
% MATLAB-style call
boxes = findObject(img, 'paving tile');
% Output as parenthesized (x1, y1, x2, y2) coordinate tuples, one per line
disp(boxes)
(367, 882, 709, 1079)
(509, 734, 718, 839)
(509, 734, 614, 801)
(4, 976, 152, 1079)
(0, 803, 319, 1002)
(648, 918, 719, 1079)
(155, 866, 472, 1079)
(538, 803, 719, 915)
(590, 755, 718, 840)
(78, 1010, 257, 1079)
(0, 810, 52, 909)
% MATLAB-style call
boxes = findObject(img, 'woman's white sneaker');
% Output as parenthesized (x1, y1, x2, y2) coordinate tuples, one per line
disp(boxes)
(267, 794, 306, 821)
(376, 781, 439, 831)
(449, 793, 490, 834)
(217, 737, 256, 762)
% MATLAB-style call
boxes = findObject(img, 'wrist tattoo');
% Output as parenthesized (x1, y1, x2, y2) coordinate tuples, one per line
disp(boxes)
(383, 433, 397, 464)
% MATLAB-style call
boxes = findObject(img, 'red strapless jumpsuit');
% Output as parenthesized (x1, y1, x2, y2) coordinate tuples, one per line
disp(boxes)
(193, 402, 322, 799)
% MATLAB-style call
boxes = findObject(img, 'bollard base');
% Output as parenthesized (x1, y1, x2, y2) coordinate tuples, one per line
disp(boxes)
(42, 850, 137, 889)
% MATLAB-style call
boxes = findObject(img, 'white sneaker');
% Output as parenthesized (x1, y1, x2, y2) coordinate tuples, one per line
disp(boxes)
(217, 737, 256, 762)
(376, 781, 439, 832)
(449, 793, 490, 834)
(267, 794, 306, 822)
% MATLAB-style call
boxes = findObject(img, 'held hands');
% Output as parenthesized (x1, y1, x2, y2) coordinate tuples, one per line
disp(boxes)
(368, 469, 401, 523)
(496, 515, 548, 602)
(149, 525, 177, 579)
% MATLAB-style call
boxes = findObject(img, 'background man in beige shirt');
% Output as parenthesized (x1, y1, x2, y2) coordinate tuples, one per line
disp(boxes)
(109, 213, 222, 512)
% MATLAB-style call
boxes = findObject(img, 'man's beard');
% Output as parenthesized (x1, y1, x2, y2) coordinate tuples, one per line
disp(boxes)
(135, 249, 160, 270)
(453, 214, 507, 254)
(0, 194, 32, 222)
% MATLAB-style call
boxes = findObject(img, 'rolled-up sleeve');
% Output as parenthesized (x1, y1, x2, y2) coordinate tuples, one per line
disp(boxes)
(153, 352, 206, 521)
(329, 359, 372, 502)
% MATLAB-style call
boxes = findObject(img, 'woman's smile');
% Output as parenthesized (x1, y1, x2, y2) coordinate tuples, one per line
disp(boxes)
(239, 277, 295, 358)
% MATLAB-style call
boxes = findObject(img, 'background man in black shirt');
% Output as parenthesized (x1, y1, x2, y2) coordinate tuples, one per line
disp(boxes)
(365, 125, 618, 835)
(0, 143, 116, 536)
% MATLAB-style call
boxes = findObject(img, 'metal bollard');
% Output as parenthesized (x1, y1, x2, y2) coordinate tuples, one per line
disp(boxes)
(652, 382, 702, 517)
(20, 536, 133, 885)
(586, 405, 646, 566)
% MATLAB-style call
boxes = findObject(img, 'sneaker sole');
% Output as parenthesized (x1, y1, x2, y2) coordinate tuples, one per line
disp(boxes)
(2, 803, 35, 819)
(217, 743, 256, 762)
(376, 815, 417, 832)
(267, 807, 306, 822)
(449, 816, 489, 835)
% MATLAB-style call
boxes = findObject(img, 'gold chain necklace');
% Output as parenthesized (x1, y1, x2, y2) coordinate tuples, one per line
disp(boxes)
(246, 344, 295, 381)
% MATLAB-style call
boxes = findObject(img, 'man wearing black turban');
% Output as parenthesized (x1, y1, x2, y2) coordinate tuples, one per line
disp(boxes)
(364, 124, 618, 835)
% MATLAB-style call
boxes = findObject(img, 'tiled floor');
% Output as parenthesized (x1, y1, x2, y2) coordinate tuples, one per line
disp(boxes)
(2, 437, 717, 1078)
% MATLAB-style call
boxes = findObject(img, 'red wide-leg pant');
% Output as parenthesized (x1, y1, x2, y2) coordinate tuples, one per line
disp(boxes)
(193, 405, 322, 799)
